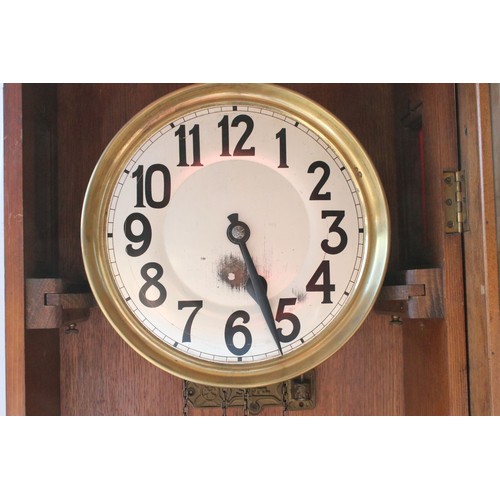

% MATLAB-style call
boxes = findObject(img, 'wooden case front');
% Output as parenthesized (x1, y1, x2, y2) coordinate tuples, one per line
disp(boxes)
(6, 83, 488, 415)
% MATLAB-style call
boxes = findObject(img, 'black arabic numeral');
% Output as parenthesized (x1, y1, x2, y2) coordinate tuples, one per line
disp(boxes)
(189, 124, 203, 166)
(276, 128, 289, 168)
(218, 115, 231, 156)
(175, 124, 203, 167)
(321, 210, 348, 254)
(139, 262, 167, 308)
(178, 300, 203, 343)
(132, 164, 145, 207)
(175, 125, 188, 166)
(124, 213, 152, 257)
(224, 310, 252, 356)
(308, 160, 331, 200)
(275, 298, 300, 342)
(218, 114, 255, 157)
(232, 114, 255, 156)
(132, 164, 171, 209)
(306, 260, 335, 304)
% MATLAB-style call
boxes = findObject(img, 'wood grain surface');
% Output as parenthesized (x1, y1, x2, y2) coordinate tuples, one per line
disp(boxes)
(4, 84, 26, 416)
(458, 84, 500, 415)
(55, 83, 405, 415)
(394, 84, 469, 415)
(5, 83, 475, 415)
(21, 84, 61, 415)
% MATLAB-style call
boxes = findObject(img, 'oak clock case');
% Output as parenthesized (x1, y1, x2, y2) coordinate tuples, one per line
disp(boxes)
(81, 83, 389, 388)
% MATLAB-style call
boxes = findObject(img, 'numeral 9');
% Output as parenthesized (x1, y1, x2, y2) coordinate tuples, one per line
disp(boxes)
(124, 213, 152, 257)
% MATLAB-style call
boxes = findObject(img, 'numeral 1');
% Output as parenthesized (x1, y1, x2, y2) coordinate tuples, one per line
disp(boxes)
(276, 128, 289, 168)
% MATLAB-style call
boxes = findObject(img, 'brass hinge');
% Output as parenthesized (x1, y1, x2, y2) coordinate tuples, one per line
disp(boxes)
(443, 171, 469, 234)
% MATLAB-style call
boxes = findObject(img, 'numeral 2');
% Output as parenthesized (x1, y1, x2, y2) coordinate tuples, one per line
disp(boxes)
(308, 160, 331, 200)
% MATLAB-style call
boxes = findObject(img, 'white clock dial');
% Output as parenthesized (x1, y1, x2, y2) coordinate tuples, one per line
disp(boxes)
(107, 106, 365, 363)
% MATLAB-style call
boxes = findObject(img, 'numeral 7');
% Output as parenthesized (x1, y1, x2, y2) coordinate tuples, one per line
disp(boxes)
(178, 300, 203, 342)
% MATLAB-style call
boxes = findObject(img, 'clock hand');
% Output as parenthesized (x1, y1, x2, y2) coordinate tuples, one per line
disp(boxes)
(226, 213, 283, 355)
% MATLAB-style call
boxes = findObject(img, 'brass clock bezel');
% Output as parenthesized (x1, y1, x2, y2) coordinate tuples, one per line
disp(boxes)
(81, 83, 390, 388)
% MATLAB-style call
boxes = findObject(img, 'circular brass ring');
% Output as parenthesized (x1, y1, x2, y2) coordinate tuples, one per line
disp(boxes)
(81, 83, 390, 387)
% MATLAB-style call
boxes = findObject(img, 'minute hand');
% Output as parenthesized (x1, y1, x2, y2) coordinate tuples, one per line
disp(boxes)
(226, 214, 283, 355)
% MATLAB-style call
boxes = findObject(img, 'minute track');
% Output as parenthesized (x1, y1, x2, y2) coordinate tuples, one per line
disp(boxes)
(105, 106, 366, 363)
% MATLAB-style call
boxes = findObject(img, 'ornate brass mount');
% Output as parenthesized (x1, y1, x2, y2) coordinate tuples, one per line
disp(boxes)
(184, 370, 316, 415)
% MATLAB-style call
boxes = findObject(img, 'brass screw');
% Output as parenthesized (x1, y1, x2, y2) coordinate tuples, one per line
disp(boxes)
(390, 315, 403, 326)
(249, 402, 261, 415)
(65, 323, 79, 334)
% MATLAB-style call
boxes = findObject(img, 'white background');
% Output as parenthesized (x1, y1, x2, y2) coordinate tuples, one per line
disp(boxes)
(1, 2, 499, 498)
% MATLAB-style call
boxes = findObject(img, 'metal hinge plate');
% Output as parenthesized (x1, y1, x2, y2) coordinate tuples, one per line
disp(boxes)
(443, 171, 469, 234)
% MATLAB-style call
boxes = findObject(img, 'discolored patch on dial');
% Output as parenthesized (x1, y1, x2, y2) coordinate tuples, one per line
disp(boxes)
(217, 254, 248, 291)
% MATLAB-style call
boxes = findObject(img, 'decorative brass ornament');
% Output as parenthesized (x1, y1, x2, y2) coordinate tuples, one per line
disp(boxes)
(184, 371, 316, 415)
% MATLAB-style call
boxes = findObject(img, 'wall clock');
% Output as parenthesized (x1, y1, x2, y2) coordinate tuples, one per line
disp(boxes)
(81, 83, 389, 388)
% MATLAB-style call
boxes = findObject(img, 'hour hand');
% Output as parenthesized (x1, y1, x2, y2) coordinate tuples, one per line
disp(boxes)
(226, 214, 283, 355)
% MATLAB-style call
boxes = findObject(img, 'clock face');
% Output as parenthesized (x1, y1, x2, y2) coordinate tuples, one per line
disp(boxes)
(82, 84, 389, 387)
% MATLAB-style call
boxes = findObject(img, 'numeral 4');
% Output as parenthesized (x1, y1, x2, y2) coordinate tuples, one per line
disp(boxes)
(306, 260, 335, 304)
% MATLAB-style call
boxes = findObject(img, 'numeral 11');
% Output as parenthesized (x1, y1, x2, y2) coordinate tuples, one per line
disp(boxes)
(175, 124, 203, 167)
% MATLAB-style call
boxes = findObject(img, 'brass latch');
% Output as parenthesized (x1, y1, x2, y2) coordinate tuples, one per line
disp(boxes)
(443, 171, 468, 234)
